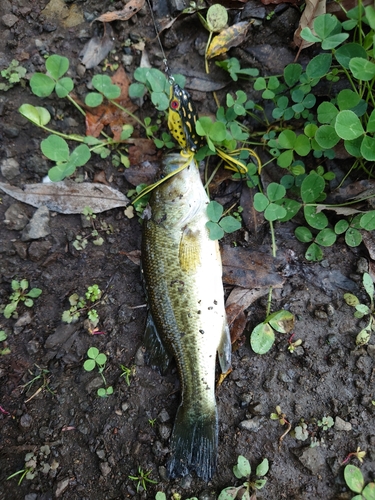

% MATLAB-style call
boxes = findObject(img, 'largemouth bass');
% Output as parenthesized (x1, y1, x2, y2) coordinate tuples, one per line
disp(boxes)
(141, 153, 231, 481)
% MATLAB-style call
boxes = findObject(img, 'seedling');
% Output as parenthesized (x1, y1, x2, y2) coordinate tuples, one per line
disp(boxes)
(343, 447, 367, 465)
(287, 333, 302, 353)
(206, 200, 241, 240)
(148, 418, 157, 427)
(73, 207, 113, 250)
(83, 347, 113, 397)
(2, 279, 42, 319)
(250, 309, 294, 355)
(0, 330, 10, 355)
(294, 420, 309, 441)
(197, 4, 228, 73)
(120, 364, 135, 385)
(317, 415, 334, 431)
(344, 464, 375, 500)
(218, 455, 269, 500)
(270, 405, 292, 447)
(344, 272, 375, 346)
(62, 284, 102, 329)
(0, 59, 26, 91)
(7, 445, 59, 485)
(128, 466, 157, 492)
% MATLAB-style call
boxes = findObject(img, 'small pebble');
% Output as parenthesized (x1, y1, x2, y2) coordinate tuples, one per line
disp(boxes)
(1, 157, 20, 179)
(20, 413, 33, 429)
(2, 13, 19, 27)
(314, 309, 328, 320)
(334, 416, 352, 431)
(99, 461, 111, 477)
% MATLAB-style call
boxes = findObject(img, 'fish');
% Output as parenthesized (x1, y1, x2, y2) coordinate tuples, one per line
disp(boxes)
(141, 152, 231, 481)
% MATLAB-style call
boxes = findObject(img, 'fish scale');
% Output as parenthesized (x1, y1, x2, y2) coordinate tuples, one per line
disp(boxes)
(141, 153, 231, 480)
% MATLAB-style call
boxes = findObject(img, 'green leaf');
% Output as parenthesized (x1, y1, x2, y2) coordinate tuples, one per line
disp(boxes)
(335, 219, 349, 234)
(85, 92, 103, 107)
(27, 288, 42, 298)
(294, 134, 311, 156)
(219, 216, 241, 233)
(317, 102, 338, 124)
(69, 144, 91, 167)
(46, 54, 69, 79)
(315, 228, 336, 246)
(87, 347, 99, 359)
(278, 130, 296, 149)
(315, 125, 340, 149)
(295, 226, 313, 242)
(155, 493, 167, 500)
(301, 173, 325, 203)
(361, 136, 375, 161)
(151, 92, 169, 111)
(305, 242, 323, 261)
(256, 458, 269, 477)
(206, 221, 224, 240)
(92, 74, 121, 99)
(277, 150, 293, 168)
(335, 43, 367, 68)
(234, 455, 251, 478)
(129, 82, 145, 98)
(267, 310, 294, 333)
(304, 205, 328, 229)
(335, 110, 364, 140)
(96, 353, 107, 365)
(284, 63, 302, 87)
(30, 73, 55, 97)
(344, 293, 360, 306)
(207, 200, 223, 222)
(24, 298, 34, 307)
(306, 53, 332, 79)
(41, 135, 70, 162)
(277, 199, 301, 222)
(250, 322, 275, 354)
(218, 487, 242, 500)
(345, 227, 362, 247)
(55, 77, 74, 98)
(337, 89, 361, 110)
(314, 13, 339, 39)
(19, 104, 51, 127)
(321, 33, 349, 50)
(253, 192, 269, 212)
(264, 203, 286, 221)
(361, 211, 375, 230)
(366, 110, 375, 133)
(83, 359, 96, 371)
(4, 302, 17, 319)
(344, 465, 364, 494)
(206, 4, 228, 32)
(267, 182, 286, 202)
(362, 482, 375, 500)
(254, 479, 267, 489)
(300, 27, 321, 43)
(344, 137, 363, 157)
(349, 57, 375, 81)
(356, 304, 370, 315)
(363, 272, 374, 301)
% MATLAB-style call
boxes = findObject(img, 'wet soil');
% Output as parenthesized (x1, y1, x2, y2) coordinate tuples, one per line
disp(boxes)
(0, 1, 374, 499)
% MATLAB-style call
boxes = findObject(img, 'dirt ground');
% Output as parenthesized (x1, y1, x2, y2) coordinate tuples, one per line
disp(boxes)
(0, 1, 374, 499)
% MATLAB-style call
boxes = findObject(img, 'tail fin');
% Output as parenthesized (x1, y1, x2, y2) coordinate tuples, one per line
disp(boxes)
(166, 404, 218, 481)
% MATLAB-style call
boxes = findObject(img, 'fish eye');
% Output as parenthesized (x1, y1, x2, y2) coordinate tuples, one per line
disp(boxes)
(171, 99, 179, 110)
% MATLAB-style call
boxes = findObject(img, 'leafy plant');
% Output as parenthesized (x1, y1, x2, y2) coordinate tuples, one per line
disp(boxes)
(120, 364, 135, 385)
(155, 493, 198, 500)
(62, 284, 102, 330)
(250, 309, 294, 354)
(1, 279, 42, 319)
(344, 272, 375, 346)
(0, 330, 10, 355)
(21, 365, 55, 402)
(83, 347, 113, 397)
(128, 466, 157, 492)
(7, 445, 59, 485)
(218, 455, 269, 500)
(206, 200, 241, 240)
(270, 405, 292, 446)
(344, 464, 375, 500)
(0, 59, 27, 91)
(317, 415, 334, 431)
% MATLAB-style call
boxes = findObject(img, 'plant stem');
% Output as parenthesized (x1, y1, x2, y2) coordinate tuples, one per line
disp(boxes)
(266, 286, 273, 317)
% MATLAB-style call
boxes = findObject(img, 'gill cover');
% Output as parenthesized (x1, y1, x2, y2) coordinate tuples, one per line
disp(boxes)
(168, 84, 204, 153)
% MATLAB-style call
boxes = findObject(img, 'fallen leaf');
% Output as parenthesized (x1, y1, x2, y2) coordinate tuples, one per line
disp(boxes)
(121, 249, 141, 266)
(94, 0, 145, 23)
(207, 22, 249, 59)
(225, 287, 269, 328)
(240, 186, 266, 235)
(362, 232, 375, 261)
(84, 66, 138, 141)
(222, 245, 284, 288)
(123, 158, 160, 187)
(126, 139, 159, 167)
(0, 181, 128, 214)
(293, 0, 326, 51)
(80, 26, 115, 69)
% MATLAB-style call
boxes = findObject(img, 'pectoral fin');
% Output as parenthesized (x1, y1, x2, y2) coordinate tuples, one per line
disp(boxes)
(179, 228, 201, 273)
(144, 312, 172, 374)
(218, 321, 231, 373)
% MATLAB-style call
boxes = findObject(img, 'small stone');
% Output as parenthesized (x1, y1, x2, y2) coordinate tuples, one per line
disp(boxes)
(122, 54, 133, 66)
(96, 449, 106, 459)
(4, 203, 29, 230)
(85, 376, 103, 393)
(21, 206, 51, 241)
(3, 126, 19, 138)
(45, 324, 76, 349)
(26, 340, 40, 355)
(199, 491, 217, 500)
(99, 461, 111, 477)
(28, 240, 52, 261)
(357, 257, 368, 274)
(180, 474, 193, 489)
(238, 417, 264, 432)
(1, 157, 20, 179)
(24, 494, 38, 500)
(326, 304, 335, 316)
(14, 311, 33, 328)
(158, 423, 172, 440)
(134, 345, 145, 366)
(334, 416, 352, 431)
(315, 309, 328, 320)
(2, 13, 19, 27)
(158, 409, 170, 422)
(55, 477, 70, 497)
(298, 446, 325, 474)
(367, 345, 375, 358)
(13, 240, 28, 259)
(20, 413, 33, 429)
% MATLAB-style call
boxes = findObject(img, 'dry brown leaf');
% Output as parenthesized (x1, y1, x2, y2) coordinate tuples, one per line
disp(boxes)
(84, 66, 138, 141)
(222, 245, 284, 288)
(79, 25, 114, 69)
(294, 0, 326, 51)
(225, 287, 269, 328)
(94, 0, 145, 23)
(0, 181, 128, 214)
(207, 22, 249, 59)
(240, 186, 266, 235)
